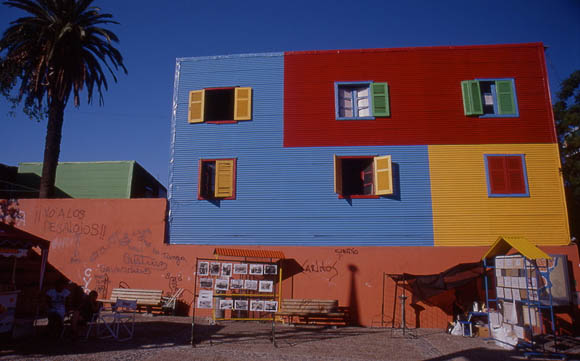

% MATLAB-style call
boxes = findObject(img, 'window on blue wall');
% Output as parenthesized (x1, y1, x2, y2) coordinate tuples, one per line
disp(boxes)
(461, 78, 518, 117)
(335, 82, 390, 120)
(334, 155, 393, 198)
(188, 87, 252, 123)
(484, 154, 529, 197)
(198, 158, 237, 200)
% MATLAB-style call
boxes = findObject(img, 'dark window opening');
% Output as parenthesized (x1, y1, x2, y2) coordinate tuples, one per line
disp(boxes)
(479, 81, 495, 115)
(200, 161, 216, 198)
(205, 89, 235, 121)
(341, 158, 374, 196)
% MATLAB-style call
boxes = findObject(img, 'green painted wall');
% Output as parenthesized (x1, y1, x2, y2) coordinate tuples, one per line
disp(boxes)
(18, 161, 134, 199)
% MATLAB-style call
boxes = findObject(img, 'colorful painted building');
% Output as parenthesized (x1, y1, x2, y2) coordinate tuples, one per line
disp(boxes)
(166, 42, 578, 328)
(169, 43, 568, 247)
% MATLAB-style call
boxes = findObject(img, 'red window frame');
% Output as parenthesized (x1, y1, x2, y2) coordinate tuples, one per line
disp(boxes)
(336, 156, 380, 199)
(197, 158, 237, 200)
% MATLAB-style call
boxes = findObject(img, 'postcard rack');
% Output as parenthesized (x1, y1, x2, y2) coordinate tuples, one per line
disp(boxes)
(483, 255, 565, 359)
(190, 249, 284, 347)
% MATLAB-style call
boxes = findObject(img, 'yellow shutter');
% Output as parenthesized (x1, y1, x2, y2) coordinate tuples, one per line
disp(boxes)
(234, 87, 252, 121)
(188, 90, 205, 123)
(334, 155, 342, 194)
(374, 155, 393, 195)
(214, 159, 235, 198)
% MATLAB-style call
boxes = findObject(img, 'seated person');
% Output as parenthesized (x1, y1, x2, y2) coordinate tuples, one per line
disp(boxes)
(45, 278, 71, 337)
(71, 290, 101, 337)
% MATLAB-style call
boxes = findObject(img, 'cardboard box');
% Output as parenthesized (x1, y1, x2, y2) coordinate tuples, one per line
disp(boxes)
(475, 325, 490, 338)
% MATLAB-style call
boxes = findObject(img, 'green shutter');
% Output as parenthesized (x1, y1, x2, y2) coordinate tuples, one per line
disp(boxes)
(371, 82, 390, 117)
(496, 80, 516, 115)
(461, 80, 483, 116)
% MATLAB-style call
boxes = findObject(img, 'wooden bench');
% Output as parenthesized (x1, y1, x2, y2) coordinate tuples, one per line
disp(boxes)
(276, 299, 347, 325)
(101, 288, 163, 314)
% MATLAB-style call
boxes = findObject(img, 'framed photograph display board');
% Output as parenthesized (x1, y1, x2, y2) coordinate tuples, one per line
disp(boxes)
(192, 256, 282, 323)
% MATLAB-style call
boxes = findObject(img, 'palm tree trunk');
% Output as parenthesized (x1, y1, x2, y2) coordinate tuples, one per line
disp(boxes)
(39, 100, 65, 198)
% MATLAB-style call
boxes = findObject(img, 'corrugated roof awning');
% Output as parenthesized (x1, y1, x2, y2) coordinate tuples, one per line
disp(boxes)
(482, 236, 551, 261)
(213, 248, 285, 259)
(0, 223, 50, 250)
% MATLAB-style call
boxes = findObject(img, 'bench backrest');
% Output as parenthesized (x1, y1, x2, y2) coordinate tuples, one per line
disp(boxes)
(110, 288, 163, 305)
(281, 299, 338, 313)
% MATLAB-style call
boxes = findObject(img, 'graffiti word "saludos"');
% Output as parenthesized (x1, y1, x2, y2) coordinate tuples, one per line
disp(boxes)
(334, 248, 359, 255)
(123, 253, 167, 270)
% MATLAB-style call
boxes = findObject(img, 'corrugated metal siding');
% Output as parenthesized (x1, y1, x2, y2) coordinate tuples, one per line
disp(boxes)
(18, 162, 133, 198)
(429, 144, 569, 246)
(284, 43, 556, 147)
(214, 248, 285, 259)
(169, 54, 434, 246)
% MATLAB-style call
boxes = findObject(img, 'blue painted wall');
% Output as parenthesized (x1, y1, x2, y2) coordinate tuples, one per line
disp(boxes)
(169, 53, 434, 246)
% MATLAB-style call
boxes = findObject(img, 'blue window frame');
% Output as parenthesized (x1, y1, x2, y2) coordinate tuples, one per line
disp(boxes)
(335, 81, 374, 120)
(484, 154, 529, 197)
(461, 78, 519, 118)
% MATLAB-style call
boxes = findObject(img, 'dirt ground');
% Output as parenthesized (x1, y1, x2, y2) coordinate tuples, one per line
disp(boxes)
(1, 315, 579, 361)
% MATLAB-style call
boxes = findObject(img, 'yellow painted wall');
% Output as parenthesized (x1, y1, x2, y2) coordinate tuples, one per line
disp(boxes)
(429, 144, 569, 246)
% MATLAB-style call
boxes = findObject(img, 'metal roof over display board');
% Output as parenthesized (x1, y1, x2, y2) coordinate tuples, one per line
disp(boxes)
(482, 236, 551, 261)
(213, 248, 285, 259)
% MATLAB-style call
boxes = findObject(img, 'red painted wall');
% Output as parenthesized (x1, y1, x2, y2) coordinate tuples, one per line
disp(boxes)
(284, 43, 557, 147)
(11, 199, 579, 330)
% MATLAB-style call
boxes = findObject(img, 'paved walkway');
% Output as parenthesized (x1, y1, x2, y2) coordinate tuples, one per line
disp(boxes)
(1, 316, 578, 360)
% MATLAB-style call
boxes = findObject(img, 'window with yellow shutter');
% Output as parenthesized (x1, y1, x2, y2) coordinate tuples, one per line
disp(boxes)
(198, 158, 237, 200)
(333, 155, 394, 198)
(188, 87, 252, 123)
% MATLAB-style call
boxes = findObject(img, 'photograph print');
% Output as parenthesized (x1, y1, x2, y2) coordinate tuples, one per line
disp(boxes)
(230, 279, 244, 290)
(199, 278, 213, 289)
(233, 263, 248, 275)
(259, 280, 273, 293)
(198, 261, 209, 276)
(196, 290, 213, 309)
(210, 262, 221, 276)
(250, 299, 264, 312)
(234, 299, 248, 311)
(219, 299, 234, 310)
(221, 263, 232, 277)
(264, 300, 278, 312)
(249, 264, 264, 275)
(264, 264, 277, 275)
(244, 279, 258, 290)
(215, 278, 229, 291)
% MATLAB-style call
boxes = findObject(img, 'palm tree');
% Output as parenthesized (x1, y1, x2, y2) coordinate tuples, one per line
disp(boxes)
(0, 0, 126, 198)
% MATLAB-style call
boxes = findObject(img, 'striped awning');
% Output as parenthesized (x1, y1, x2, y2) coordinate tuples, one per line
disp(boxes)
(213, 248, 285, 259)
(482, 236, 551, 261)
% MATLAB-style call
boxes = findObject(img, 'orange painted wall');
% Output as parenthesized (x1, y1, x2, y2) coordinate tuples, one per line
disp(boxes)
(12, 199, 579, 329)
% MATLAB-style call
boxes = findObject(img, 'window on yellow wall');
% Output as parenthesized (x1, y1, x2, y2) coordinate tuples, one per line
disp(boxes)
(333, 155, 393, 198)
(188, 87, 252, 123)
(198, 159, 236, 200)
(484, 154, 529, 197)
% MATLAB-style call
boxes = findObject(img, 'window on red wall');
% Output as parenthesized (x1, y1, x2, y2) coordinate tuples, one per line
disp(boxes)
(484, 155, 529, 197)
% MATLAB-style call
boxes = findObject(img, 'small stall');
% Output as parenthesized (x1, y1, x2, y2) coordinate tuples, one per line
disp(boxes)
(482, 236, 570, 358)
(0, 223, 50, 336)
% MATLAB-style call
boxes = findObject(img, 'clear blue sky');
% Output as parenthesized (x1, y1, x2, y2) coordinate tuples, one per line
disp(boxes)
(1, 0, 579, 187)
